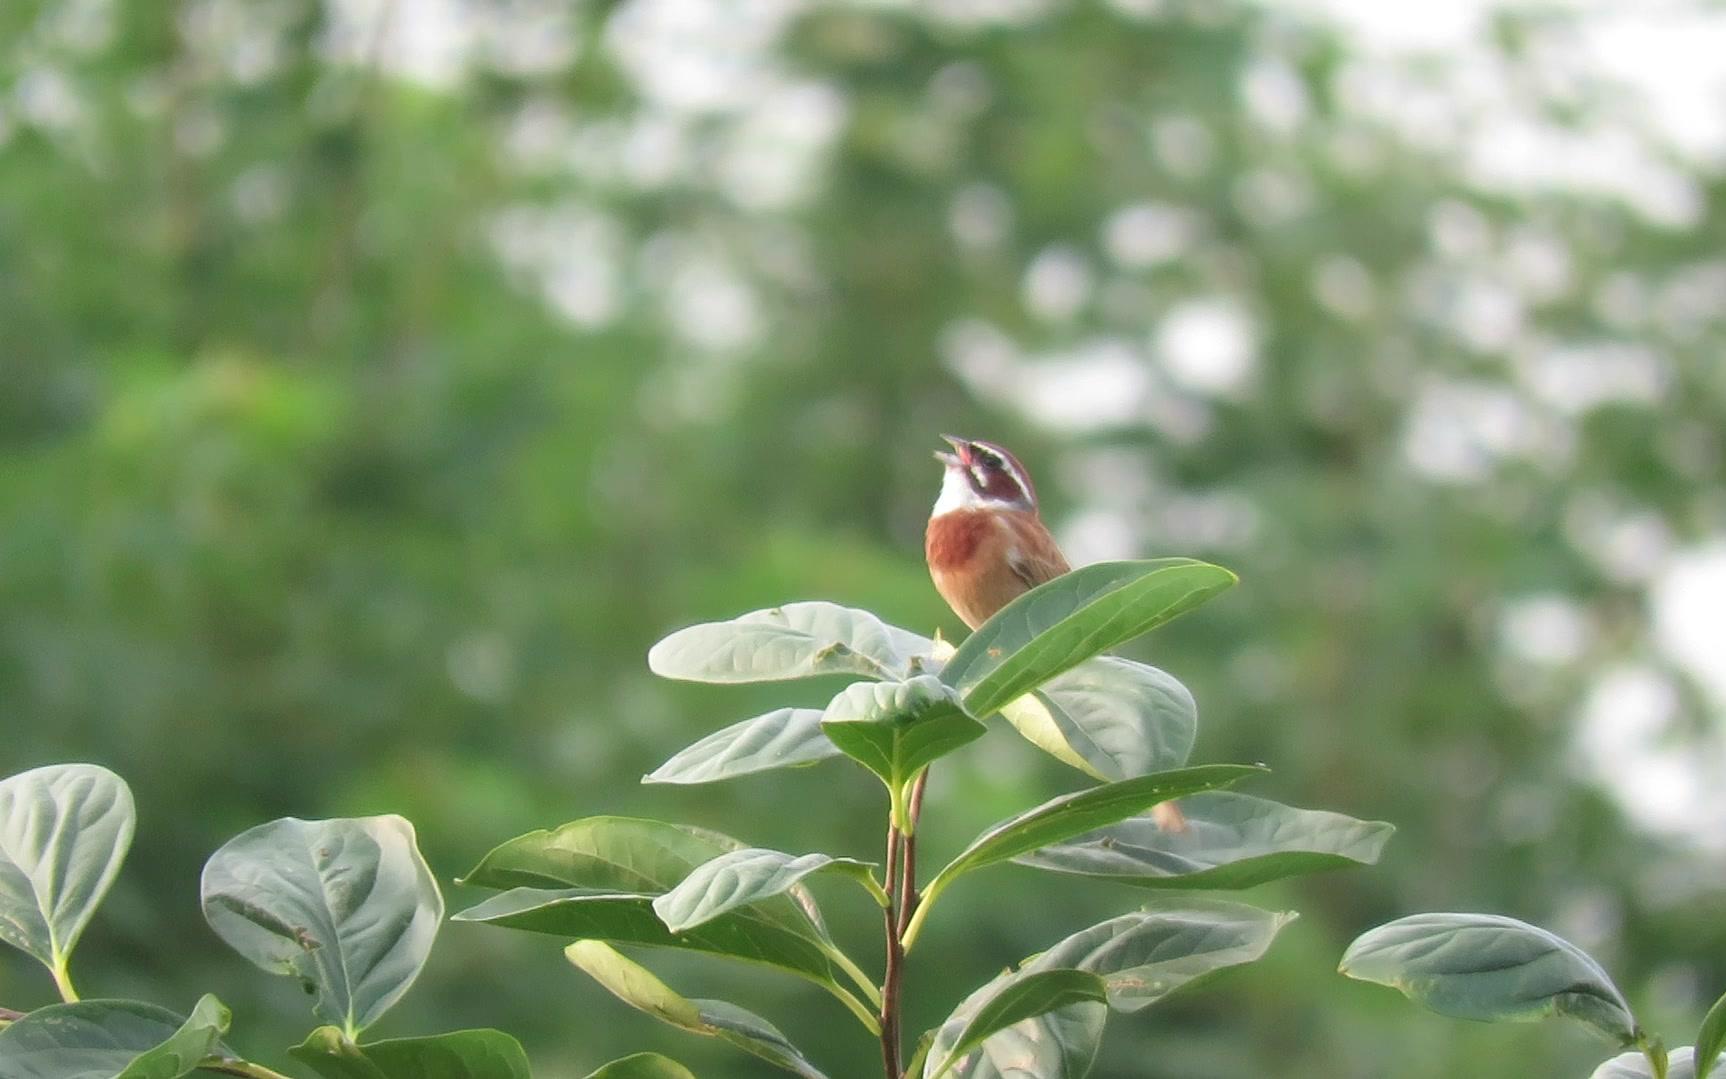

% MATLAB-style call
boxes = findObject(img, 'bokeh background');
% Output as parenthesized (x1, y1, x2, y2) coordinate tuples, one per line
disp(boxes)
(4, 0, 1726, 1076)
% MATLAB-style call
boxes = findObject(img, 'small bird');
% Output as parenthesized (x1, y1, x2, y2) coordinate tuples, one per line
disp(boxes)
(926, 434, 1185, 829)
(924, 435, 1069, 630)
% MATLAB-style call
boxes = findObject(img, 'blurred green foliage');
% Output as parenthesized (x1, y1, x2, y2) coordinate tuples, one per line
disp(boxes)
(2, 1, 1723, 1076)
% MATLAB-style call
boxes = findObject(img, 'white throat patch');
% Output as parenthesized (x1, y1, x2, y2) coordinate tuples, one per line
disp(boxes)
(932, 467, 1019, 517)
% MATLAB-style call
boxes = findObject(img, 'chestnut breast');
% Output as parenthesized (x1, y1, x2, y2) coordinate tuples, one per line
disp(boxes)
(926, 508, 1066, 629)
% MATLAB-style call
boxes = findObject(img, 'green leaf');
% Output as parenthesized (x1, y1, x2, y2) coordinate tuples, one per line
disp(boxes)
(1015, 792, 1393, 889)
(200, 815, 443, 1037)
(0, 998, 228, 1079)
(460, 817, 831, 944)
(1595, 1047, 1726, 1079)
(648, 602, 933, 684)
(567, 940, 831, 1079)
(923, 969, 1108, 1079)
(1339, 913, 1637, 1044)
(818, 676, 985, 815)
(290, 1026, 533, 1079)
(653, 849, 882, 933)
(584, 1054, 697, 1079)
(452, 889, 878, 1030)
(957, 1003, 1106, 1079)
(904, 764, 1261, 949)
(1027, 898, 1295, 1011)
(940, 559, 1237, 719)
(1696, 990, 1726, 1079)
(642, 708, 841, 785)
(0, 764, 135, 982)
(116, 994, 231, 1079)
(1000, 657, 1197, 780)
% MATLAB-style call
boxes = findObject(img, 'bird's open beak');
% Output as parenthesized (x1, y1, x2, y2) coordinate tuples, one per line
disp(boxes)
(935, 434, 971, 468)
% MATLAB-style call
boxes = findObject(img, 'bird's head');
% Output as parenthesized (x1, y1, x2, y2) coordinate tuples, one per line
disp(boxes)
(932, 435, 1038, 516)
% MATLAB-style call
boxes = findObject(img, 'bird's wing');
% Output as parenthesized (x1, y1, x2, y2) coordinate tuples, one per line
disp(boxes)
(1006, 530, 1071, 592)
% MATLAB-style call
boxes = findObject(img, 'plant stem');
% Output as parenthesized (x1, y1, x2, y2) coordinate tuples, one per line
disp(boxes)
(197, 1060, 299, 1079)
(880, 821, 905, 1079)
(896, 772, 930, 941)
(0, 1004, 23, 1024)
(51, 959, 79, 1003)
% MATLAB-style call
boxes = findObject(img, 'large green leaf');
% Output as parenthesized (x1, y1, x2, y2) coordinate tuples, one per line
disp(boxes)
(903, 765, 1261, 949)
(1339, 913, 1638, 1044)
(567, 941, 832, 1078)
(642, 709, 841, 785)
(452, 888, 878, 1030)
(819, 677, 985, 819)
(923, 969, 1108, 1079)
(1595, 1047, 1726, 1079)
(290, 1026, 533, 1079)
(1015, 792, 1393, 889)
(460, 817, 831, 944)
(1696, 990, 1726, 1079)
(0, 763, 134, 983)
(1027, 899, 1295, 1011)
(1000, 657, 1197, 780)
(940, 559, 1236, 719)
(584, 1054, 697, 1079)
(0, 998, 227, 1079)
(653, 848, 883, 933)
(200, 815, 443, 1038)
(648, 602, 933, 684)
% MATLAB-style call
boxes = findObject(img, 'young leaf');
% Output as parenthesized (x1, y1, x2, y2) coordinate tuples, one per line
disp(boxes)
(1027, 899, 1296, 1011)
(1697, 990, 1726, 1079)
(585, 1054, 697, 1079)
(953, 1003, 1106, 1079)
(653, 849, 883, 934)
(904, 764, 1261, 948)
(648, 602, 932, 684)
(940, 559, 1236, 719)
(1339, 913, 1638, 1044)
(1594, 1047, 1726, 1079)
(200, 815, 443, 1038)
(567, 940, 833, 1078)
(460, 817, 831, 944)
(1015, 791, 1393, 890)
(818, 677, 985, 814)
(452, 888, 879, 1030)
(1000, 657, 1197, 781)
(290, 1026, 533, 1079)
(0, 763, 135, 988)
(0, 998, 227, 1079)
(922, 969, 1108, 1079)
(643, 708, 841, 785)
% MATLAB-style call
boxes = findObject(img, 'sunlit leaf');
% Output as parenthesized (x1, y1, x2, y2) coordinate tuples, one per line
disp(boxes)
(642, 709, 841, 785)
(0, 764, 134, 979)
(648, 603, 933, 684)
(941, 559, 1236, 719)
(200, 815, 443, 1037)
(905, 765, 1260, 948)
(922, 969, 1107, 1079)
(584, 1053, 697, 1079)
(1015, 792, 1392, 889)
(654, 849, 881, 934)
(289, 1026, 532, 1079)
(1027, 898, 1295, 1011)
(1000, 657, 1197, 780)
(0, 998, 228, 1079)
(1696, 990, 1726, 1079)
(567, 941, 831, 1078)
(960, 1003, 1106, 1079)
(1594, 1047, 1725, 1079)
(1339, 913, 1637, 1044)
(819, 676, 985, 808)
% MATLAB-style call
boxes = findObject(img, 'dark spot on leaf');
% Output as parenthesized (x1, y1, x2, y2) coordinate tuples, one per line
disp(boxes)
(987, 647, 1003, 658)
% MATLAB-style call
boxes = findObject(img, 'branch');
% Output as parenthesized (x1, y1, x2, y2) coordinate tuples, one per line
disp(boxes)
(880, 822, 905, 1079)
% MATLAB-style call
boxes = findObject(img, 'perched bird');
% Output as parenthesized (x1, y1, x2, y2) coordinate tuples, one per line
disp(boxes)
(926, 434, 1186, 829)
(924, 435, 1069, 630)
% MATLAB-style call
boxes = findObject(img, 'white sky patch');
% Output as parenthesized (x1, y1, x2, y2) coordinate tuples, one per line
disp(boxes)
(489, 203, 624, 327)
(1499, 593, 1593, 667)
(1514, 341, 1670, 417)
(1153, 297, 1259, 398)
(1102, 202, 1201, 269)
(1401, 378, 1569, 484)
(1022, 245, 1094, 322)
